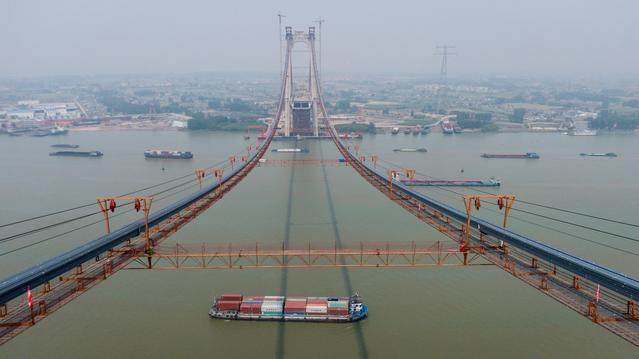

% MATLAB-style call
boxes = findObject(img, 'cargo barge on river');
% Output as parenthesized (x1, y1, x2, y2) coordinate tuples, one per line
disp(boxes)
(209, 294, 368, 322)
(481, 152, 540, 159)
(580, 152, 617, 157)
(49, 151, 103, 157)
(400, 179, 501, 187)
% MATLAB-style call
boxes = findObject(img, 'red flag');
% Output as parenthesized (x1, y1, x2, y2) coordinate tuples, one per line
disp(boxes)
(595, 284, 600, 303)
(27, 286, 33, 308)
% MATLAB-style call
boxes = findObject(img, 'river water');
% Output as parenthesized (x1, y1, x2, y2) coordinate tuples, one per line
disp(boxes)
(0, 130, 638, 358)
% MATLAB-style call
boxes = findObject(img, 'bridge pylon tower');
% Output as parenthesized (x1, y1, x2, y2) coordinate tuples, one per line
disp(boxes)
(277, 25, 327, 137)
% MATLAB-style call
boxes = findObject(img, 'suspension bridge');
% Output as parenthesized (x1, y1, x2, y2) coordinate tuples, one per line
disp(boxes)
(1, 25, 639, 349)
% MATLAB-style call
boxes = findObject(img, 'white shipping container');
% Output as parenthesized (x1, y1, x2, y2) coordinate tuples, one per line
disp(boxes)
(306, 307, 328, 314)
(264, 296, 285, 300)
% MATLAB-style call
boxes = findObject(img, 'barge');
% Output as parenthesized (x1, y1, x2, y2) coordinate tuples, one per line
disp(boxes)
(271, 148, 309, 153)
(580, 152, 617, 157)
(51, 144, 80, 148)
(144, 150, 193, 159)
(393, 148, 427, 153)
(401, 179, 501, 187)
(209, 294, 368, 323)
(49, 151, 103, 157)
(481, 152, 540, 159)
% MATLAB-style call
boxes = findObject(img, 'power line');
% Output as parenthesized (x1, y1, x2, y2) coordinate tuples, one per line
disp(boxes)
(375, 156, 639, 229)
(0, 159, 235, 245)
(0, 158, 231, 229)
(367, 154, 639, 244)
(0, 180, 202, 257)
(370, 159, 639, 257)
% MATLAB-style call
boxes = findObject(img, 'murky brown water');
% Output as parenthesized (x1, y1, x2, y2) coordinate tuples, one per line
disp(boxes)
(1, 130, 638, 358)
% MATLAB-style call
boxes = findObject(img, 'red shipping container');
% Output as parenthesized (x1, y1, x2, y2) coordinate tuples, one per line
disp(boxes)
(284, 302, 307, 312)
(328, 308, 349, 316)
(307, 301, 327, 306)
(250, 303, 262, 314)
(221, 294, 243, 301)
(239, 302, 260, 314)
(285, 302, 306, 308)
(239, 303, 252, 313)
(217, 300, 241, 311)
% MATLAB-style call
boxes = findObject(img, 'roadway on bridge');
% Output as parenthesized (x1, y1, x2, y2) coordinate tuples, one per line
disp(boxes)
(2, 136, 635, 358)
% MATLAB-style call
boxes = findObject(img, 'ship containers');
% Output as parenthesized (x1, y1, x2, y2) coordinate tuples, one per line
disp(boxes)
(327, 299, 349, 316)
(305, 298, 328, 315)
(240, 299, 263, 315)
(221, 294, 243, 301)
(217, 300, 241, 312)
(284, 297, 307, 315)
(261, 299, 284, 316)
(264, 296, 285, 301)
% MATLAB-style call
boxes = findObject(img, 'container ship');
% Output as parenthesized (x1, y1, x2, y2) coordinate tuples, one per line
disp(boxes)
(209, 294, 368, 322)
(400, 179, 501, 187)
(441, 120, 454, 135)
(144, 150, 193, 159)
(49, 151, 103, 157)
(481, 152, 540, 159)
(338, 132, 363, 139)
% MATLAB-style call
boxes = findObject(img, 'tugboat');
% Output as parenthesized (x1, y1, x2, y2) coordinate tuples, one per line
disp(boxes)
(144, 150, 193, 159)
(209, 293, 368, 323)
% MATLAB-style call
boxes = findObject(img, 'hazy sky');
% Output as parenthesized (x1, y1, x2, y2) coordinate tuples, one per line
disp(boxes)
(2, 0, 638, 79)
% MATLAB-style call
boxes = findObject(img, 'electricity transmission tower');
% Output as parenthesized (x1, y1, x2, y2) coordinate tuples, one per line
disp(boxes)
(435, 45, 456, 114)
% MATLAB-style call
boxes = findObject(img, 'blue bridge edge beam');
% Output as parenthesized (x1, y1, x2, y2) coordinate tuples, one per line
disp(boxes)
(340, 142, 639, 301)
(0, 137, 271, 305)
